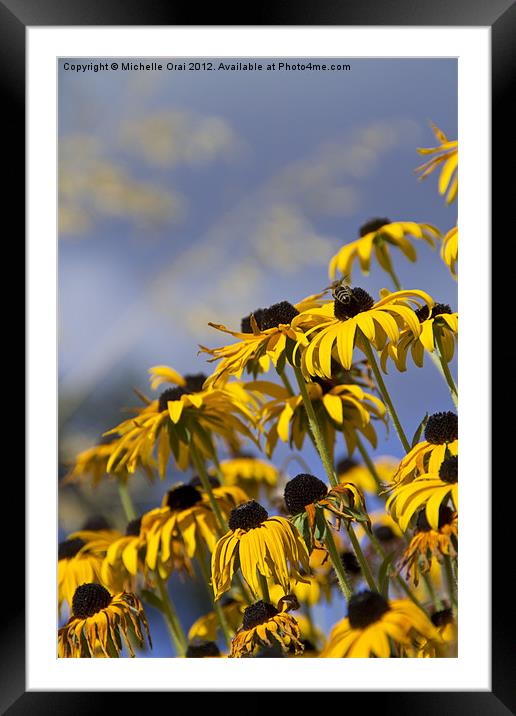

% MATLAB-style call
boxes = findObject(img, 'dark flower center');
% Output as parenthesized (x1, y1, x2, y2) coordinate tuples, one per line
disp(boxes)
(185, 641, 221, 658)
(373, 525, 396, 543)
(415, 303, 453, 323)
(359, 217, 391, 237)
(341, 551, 361, 575)
(348, 590, 390, 629)
(165, 484, 202, 511)
(228, 500, 269, 531)
(81, 515, 111, 531)
(125, 516, 142, 536)
(260, 301, 299, 331)
(284, 473, 328, 516)
(242, 600, 279, 630)
(189, 474, 220, 489)
(184, 373, 207, 393)
(241, 308, 266, 333)
(431, 608, 454, 628)
(336, 457, 358, 474)
(424, 411, 458, 445)
(158, 386, 187, 412)
(72, 583, 112, 618)
(157, 374, 207, 413)
(439, 455, 458, 484)
(334, 287, 374, 320)
(58, 537, 86, 561)
(416, 505, 455, 532)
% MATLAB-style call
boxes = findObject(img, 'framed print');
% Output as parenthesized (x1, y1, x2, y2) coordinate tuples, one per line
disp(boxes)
(5, 0, 512, 710)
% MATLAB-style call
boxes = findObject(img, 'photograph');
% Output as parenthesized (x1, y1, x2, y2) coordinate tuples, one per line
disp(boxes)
(57, 55, 460, 660)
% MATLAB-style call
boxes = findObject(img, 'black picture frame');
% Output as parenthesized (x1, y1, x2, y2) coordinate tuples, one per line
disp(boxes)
(5, 0, 510, 711)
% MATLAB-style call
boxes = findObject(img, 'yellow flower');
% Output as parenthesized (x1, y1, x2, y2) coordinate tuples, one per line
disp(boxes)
(200, 295, 328, 387)
(417, 608, 457, 657)
(415, 123, 458, 204)
(58, 584, 151, 658)
(337, 455, 399, 495)
(441, 225, 458, 278)
(211, 500, 310, 600)
(104, 367, 256, 476)
(292, 288, 433, 378)
(188, 597, 245, 642)
(399, 508, 458, 585)
(211, 455, 278, 499)
(101, 516, 149, 592)
(143, 482, 240, 576)
(381, 303, 458, 371)
(249, 378, 386, 458)
(230, 597, 303, 657)
(387, 456, 458, 531)
(64, 435, 155, 486)
(329, 218, 440, 280)
(58, 527, 121, 612)
(320, 591, 441, 657)
(390, 411, 458, 485)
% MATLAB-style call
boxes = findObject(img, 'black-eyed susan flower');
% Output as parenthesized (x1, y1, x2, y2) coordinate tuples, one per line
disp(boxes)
(337, 455, 399, 495)
(284, 473, 370, 550)
(58, 526, 122, 612)
(388, 455, 458, 532)
(390, 411, 458, 485)
(415, 123, 458, 204)
(211, 454, 278, 499)
(441, 225, 458, 278)
(426, 608, 457, 657)
(58, 583, 151, 658)
(144, 483, 239, 576)
(101, 516, 148, 593)
(201, 298, 317, 386)
(249, 378, 386, 459)
(64, 435, 156, 487)
(320, 590, 440, 658)
(185, 640, 222, 658)
(292, 288, 433, 378)
(188, 597, 245, 643)
(211, 500, 310, 600)
(104, 366, 256, 476)
(230, 596, 303, 657)
(328, 218, 440, 281)
(399, 507, 458, 586)
(381, 302, 458, 371)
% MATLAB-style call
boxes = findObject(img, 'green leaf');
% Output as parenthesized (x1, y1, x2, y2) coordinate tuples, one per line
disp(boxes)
(378, 552, 397, 598)
(411, 413, 429, 447)
(314, 508, 328, 542)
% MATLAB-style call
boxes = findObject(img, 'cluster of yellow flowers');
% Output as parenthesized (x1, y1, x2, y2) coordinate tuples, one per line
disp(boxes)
(59, 124, 458, 659)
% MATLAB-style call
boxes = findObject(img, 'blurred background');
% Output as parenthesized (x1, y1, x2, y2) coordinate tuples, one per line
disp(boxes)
(58, 57, 457, 655)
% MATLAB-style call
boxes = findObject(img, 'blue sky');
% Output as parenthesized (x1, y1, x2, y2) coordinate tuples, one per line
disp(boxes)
(58, 58, 457, 654)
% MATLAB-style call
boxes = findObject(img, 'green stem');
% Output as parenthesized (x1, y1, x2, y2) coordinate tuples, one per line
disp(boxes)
(347, 523, 378, 592)
(385, 263, 402, 292)
(258, 571, 270, 602)
(443, 555, 458, 609)
(324, 525, 353, 601)
(422, 572, 442, 611)
(117, 480, 137, 521)
(293, 365, 338, 487)
(434, 331, 459, 409)
(196, 541, 232, 648)
(355, 434, 383, 492)
(359, 332, 411, 453)
(155, 571, 188, 656)
(276, 364, 296, 396)
(190, 442, 228, 533)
